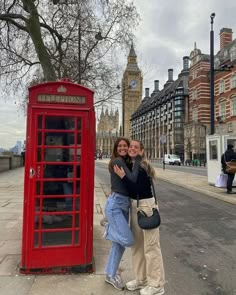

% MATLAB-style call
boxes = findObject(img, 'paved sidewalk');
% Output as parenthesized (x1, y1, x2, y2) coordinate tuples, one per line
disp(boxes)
(0, 168, 134, 295)
(154, 167, 236, 205)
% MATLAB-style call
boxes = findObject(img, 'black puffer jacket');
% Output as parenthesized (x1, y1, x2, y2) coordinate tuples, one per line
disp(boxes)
(221, 148, 236, 173)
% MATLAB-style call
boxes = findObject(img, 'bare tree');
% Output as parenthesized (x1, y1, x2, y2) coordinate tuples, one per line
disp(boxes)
(0, 0, 140, 104)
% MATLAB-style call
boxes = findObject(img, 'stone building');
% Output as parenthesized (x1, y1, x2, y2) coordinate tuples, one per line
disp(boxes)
(130, 58, 190, 161)
(97, 108, 119, 133)
(187, 27, 236, 161)
(214, 28, 236, 134)
(96, 108, 120, 156)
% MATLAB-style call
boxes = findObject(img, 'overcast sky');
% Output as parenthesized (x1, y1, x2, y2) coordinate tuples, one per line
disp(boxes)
(133, 0, 236, 91)
(1, 0, 236, 149)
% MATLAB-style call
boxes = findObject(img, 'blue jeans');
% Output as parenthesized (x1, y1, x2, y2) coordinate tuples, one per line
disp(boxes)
(105, 192, 134, 277)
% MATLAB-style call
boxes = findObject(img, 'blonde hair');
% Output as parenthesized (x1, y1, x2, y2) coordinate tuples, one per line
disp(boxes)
(131, 140, 156, 179)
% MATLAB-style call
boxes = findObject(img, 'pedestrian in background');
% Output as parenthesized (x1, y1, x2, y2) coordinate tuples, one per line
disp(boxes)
(114, 140, 165, 295)
(221, 143, 236, 194)
(104, 137, 141, 290)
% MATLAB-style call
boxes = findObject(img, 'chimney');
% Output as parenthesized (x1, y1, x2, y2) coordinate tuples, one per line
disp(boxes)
(220, 28, 233, 50)
(154, 80, 159, 91)
(183, 56, 189, 70)
(168, 69, 173, 81)
(145, 88, 150, 97)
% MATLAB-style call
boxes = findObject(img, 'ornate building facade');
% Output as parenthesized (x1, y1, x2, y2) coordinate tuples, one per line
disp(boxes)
(97, 108, 119, 133)
(213, 28, 236, 134)
(96, 109, 120, 156)
(130, 27, 236, 162)
(186, 28, 236, 161)
(96, 43, 142, 155)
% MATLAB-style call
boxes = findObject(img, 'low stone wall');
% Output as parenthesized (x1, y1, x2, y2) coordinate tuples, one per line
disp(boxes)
(0, 155, 23, 172)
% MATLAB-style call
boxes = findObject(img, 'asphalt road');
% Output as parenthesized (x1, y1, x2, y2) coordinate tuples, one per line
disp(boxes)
(95, 161, 236, 295)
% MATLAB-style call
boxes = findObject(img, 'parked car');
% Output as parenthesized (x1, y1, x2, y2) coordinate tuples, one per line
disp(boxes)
(164, 154, 181, 165)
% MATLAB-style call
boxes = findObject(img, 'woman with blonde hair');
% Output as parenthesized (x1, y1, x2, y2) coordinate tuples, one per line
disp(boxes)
(114, 139, 165, 295)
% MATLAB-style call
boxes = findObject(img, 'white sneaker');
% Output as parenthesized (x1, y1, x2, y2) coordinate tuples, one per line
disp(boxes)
(140, 286, 165, 295)
(126, 279, 147, 291)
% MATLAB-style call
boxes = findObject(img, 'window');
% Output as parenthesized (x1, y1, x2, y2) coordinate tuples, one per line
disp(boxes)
(230, 48, 236, 61)
(175, 111, 182, 117)
(219, 80, 225, 93)
(231, 97, 236, 116)
(192, 70, 197, 79)
(200, 139, 205, 148)
(192, 107, 198, 122)
(231, 74, 236, 89)
(209, 140, 218, 160)
(219, 100, 226, 118)
(228, 122, 233, 132)
(192, 88, 197, 100)
(175, 123, 182, 128)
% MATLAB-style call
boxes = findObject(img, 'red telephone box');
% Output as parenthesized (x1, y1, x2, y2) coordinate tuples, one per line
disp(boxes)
(20, 80, 95, 274)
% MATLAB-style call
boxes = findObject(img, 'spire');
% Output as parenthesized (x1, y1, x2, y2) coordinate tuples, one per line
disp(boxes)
(126, 42, 140, 72)
(129, 42, 137, 58)
(194, 41, 197, 49)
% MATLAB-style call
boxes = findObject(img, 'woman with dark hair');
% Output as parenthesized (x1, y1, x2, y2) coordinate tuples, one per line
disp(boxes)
(114, 140, 165, 295)
(104, 137, 141, 290)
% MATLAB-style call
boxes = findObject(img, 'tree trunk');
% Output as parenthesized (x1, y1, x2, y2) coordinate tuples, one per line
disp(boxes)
(22, 0, 57, 81)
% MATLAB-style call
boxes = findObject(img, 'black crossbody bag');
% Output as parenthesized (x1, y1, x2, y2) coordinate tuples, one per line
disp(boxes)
(136, 178, 161, 230)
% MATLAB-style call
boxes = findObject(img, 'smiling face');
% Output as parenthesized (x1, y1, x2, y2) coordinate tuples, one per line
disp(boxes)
(117, 140, 129, 157)
(128, 140, 143, 159)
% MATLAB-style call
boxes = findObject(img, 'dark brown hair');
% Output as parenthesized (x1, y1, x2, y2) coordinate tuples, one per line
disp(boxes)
(108, 137, 130, 172)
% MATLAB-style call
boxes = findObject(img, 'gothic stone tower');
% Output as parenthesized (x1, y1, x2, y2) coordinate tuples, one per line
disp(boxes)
(97, 108, 119, 133)
(122, 44, 142, 138)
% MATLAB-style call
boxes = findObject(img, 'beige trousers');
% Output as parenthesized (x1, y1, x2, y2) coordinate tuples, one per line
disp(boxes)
(130, 198, 165, 288)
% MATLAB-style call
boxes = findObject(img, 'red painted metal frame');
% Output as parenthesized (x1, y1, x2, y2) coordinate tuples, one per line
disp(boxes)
(21, 81, 95, 273)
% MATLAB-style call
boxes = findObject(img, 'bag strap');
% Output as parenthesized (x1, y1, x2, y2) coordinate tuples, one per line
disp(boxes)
(224, 152, 227, 164)
(137, 177, 157, 207)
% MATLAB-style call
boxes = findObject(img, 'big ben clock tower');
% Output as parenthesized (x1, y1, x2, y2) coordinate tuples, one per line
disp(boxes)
(122, 43, 142, 138)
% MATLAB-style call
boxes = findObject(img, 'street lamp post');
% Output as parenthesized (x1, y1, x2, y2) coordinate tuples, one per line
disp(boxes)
(210, 13, 215, 135)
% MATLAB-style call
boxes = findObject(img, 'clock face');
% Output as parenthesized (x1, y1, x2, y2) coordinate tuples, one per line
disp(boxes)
(129, 79, 138, 89)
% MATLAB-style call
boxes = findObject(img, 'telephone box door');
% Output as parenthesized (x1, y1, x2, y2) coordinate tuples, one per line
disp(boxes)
(22, 108, 94, 271)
